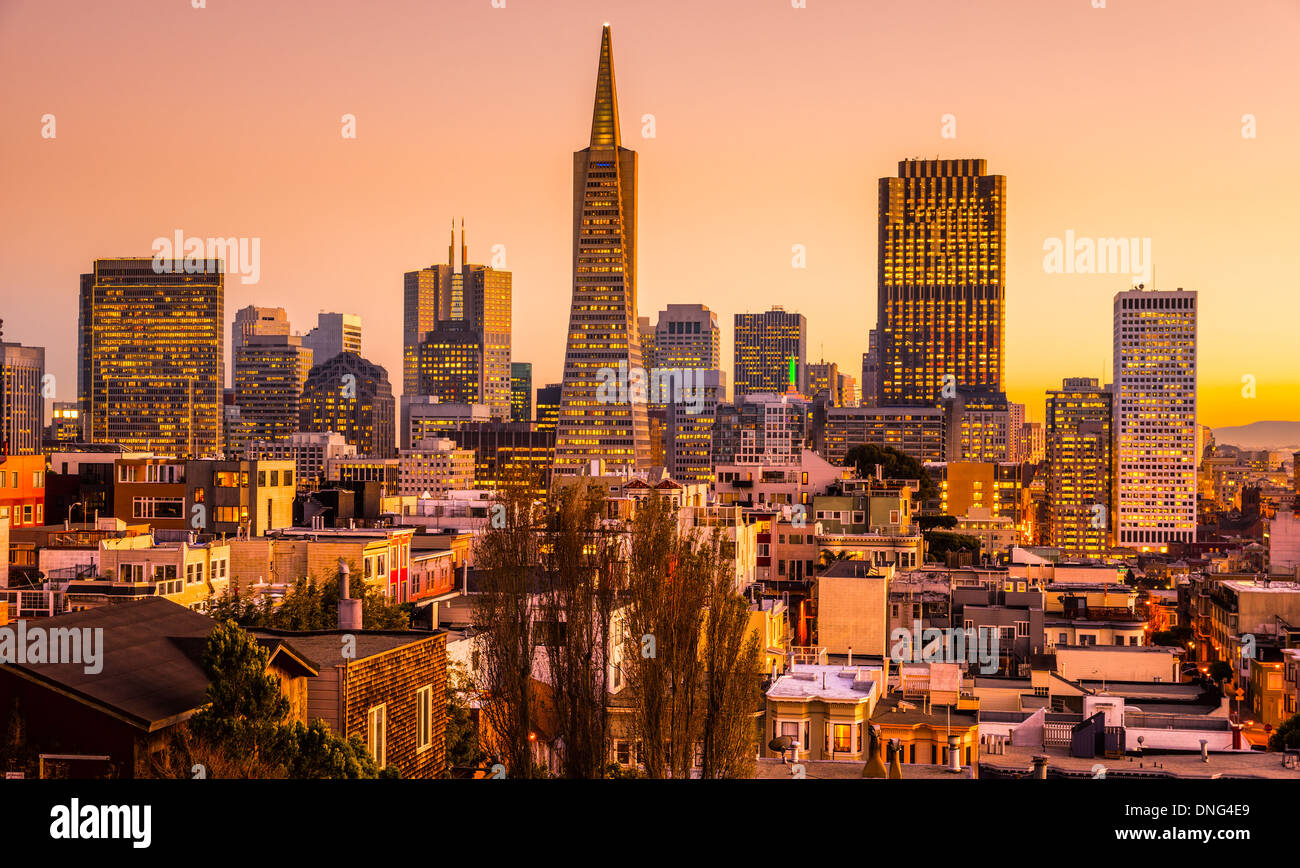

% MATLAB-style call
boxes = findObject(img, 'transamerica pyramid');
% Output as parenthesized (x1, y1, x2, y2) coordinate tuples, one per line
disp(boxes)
(552, 25, 652, 476)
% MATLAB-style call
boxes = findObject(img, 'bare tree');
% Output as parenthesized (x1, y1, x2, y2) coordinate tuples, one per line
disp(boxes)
(698, 533, 763, 779)
(538, 482, 621, 778)
(472, 473, 542, 778)
(622, 497, 707, 778)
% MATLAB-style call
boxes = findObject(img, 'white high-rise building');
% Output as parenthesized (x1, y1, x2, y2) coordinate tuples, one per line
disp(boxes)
(1113, 286, 1197, 552)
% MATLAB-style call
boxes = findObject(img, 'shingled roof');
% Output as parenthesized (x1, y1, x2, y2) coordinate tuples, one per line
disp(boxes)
(2, 597, 316, 731)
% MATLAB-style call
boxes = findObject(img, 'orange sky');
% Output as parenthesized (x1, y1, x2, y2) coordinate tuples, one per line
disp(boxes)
(2, 0, 1297, 429)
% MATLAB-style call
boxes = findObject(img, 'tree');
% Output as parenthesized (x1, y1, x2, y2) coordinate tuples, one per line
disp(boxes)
(915, 514, 959, 532)
(206, 569, 409, 631)
(925, 531, 981, 564)
(539, 481, 620, 779)
(1268, 713, 1300, 751)
(1208, 660, 1234, 685)
(445, 660, 486, 773)
(622, 496, 707, 778)
(154, 621, 391, 779)
(698, 535, 762, 779)
(817, 549, 855, 573)
(472, 473, 542, 778)
(843, 444, 937, 501)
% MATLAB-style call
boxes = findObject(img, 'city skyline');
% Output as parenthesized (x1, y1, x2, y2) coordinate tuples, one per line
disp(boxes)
(2, 0, 1298, 431)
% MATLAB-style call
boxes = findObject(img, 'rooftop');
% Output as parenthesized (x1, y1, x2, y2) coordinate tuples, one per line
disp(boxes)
(767, 664, 880, 702)
(248, 628, 441, 667)
(983, 744, 1300, 780)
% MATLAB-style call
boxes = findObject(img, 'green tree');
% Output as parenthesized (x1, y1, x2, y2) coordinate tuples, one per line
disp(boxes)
(1208, 660, 1234, 685)
(817, 549, 855, 573)
(915, 514, 959, 532)
(157, 621, 393, 778)
(1268, 713, 1300, 751)
(843, 444, 937, 501)
(217, 568, 411, 632)
(925, 531, 981, 564)
(445, 661, 486, 773)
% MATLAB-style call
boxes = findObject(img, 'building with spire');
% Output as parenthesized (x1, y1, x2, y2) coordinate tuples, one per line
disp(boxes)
(553, 25, 651, 476)
(402, 220, 512, 433)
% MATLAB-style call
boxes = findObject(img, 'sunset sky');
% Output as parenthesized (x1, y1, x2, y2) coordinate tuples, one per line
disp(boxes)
(2, 0, 1297, 429)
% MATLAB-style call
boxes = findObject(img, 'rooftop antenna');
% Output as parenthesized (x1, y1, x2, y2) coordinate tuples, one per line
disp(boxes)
(461, 217, 468, 267)
(447, 219, 454, 268)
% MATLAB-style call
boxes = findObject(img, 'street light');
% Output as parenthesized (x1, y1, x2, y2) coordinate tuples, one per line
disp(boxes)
(66, 501, 85, 529)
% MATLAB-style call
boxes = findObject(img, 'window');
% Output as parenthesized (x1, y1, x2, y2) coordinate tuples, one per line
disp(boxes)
(416, 685, 434, 752)
(1015, 621, 1029, 638)
(22, 505, 33, 524)
(133, 497, 184, 519)
(833, 724, 851, 753)
(367, 705, 387, 768)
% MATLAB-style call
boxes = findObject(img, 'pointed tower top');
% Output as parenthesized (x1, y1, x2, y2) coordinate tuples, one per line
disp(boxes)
(588, 25, 621, 150)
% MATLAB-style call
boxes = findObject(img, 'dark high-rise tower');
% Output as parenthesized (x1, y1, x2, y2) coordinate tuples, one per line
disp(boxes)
(877, 159, 1006, 406)
(553, 25, 650, 475)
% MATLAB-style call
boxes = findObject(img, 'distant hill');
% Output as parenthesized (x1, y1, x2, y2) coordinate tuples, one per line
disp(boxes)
(1211, 421, 1300, 451)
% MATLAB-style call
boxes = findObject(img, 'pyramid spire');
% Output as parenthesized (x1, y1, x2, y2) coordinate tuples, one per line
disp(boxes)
(588, 24, 621, 149)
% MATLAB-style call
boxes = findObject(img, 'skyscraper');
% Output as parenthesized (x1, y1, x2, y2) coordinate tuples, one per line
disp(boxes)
(638, 316, 658, 372)
(0, 342, 45, 456)
(1113, 286, 1198, 552)
(733, 307, 807, 400)
(535, 383, 562, 432)
(655, 303, 720, 370)
(232, 334, 314, 451)
(78, 258, 224, 457)
(665, 369, 726, 483)
(299, 353, 396, 459)
(511, 362, 532, 422)
(877, 159, 1005, 406)
(403, 222, 512, 421)
(806, 361, 840, 406)
(1045, 377, 1113, 558)
(860, 328, 879, 409)
(231, 306, 290, 376)
(302, 312, 362, 365)
(553, 25, 651, 476)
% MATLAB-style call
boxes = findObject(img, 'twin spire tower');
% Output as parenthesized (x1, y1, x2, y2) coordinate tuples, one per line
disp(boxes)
(553, 25, 652, 475)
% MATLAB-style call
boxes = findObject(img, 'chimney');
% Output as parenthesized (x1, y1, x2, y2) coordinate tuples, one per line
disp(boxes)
(947, 735, 962, 773)
(1032, 755, 1048, 779)
(337, 557, 361, 631)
